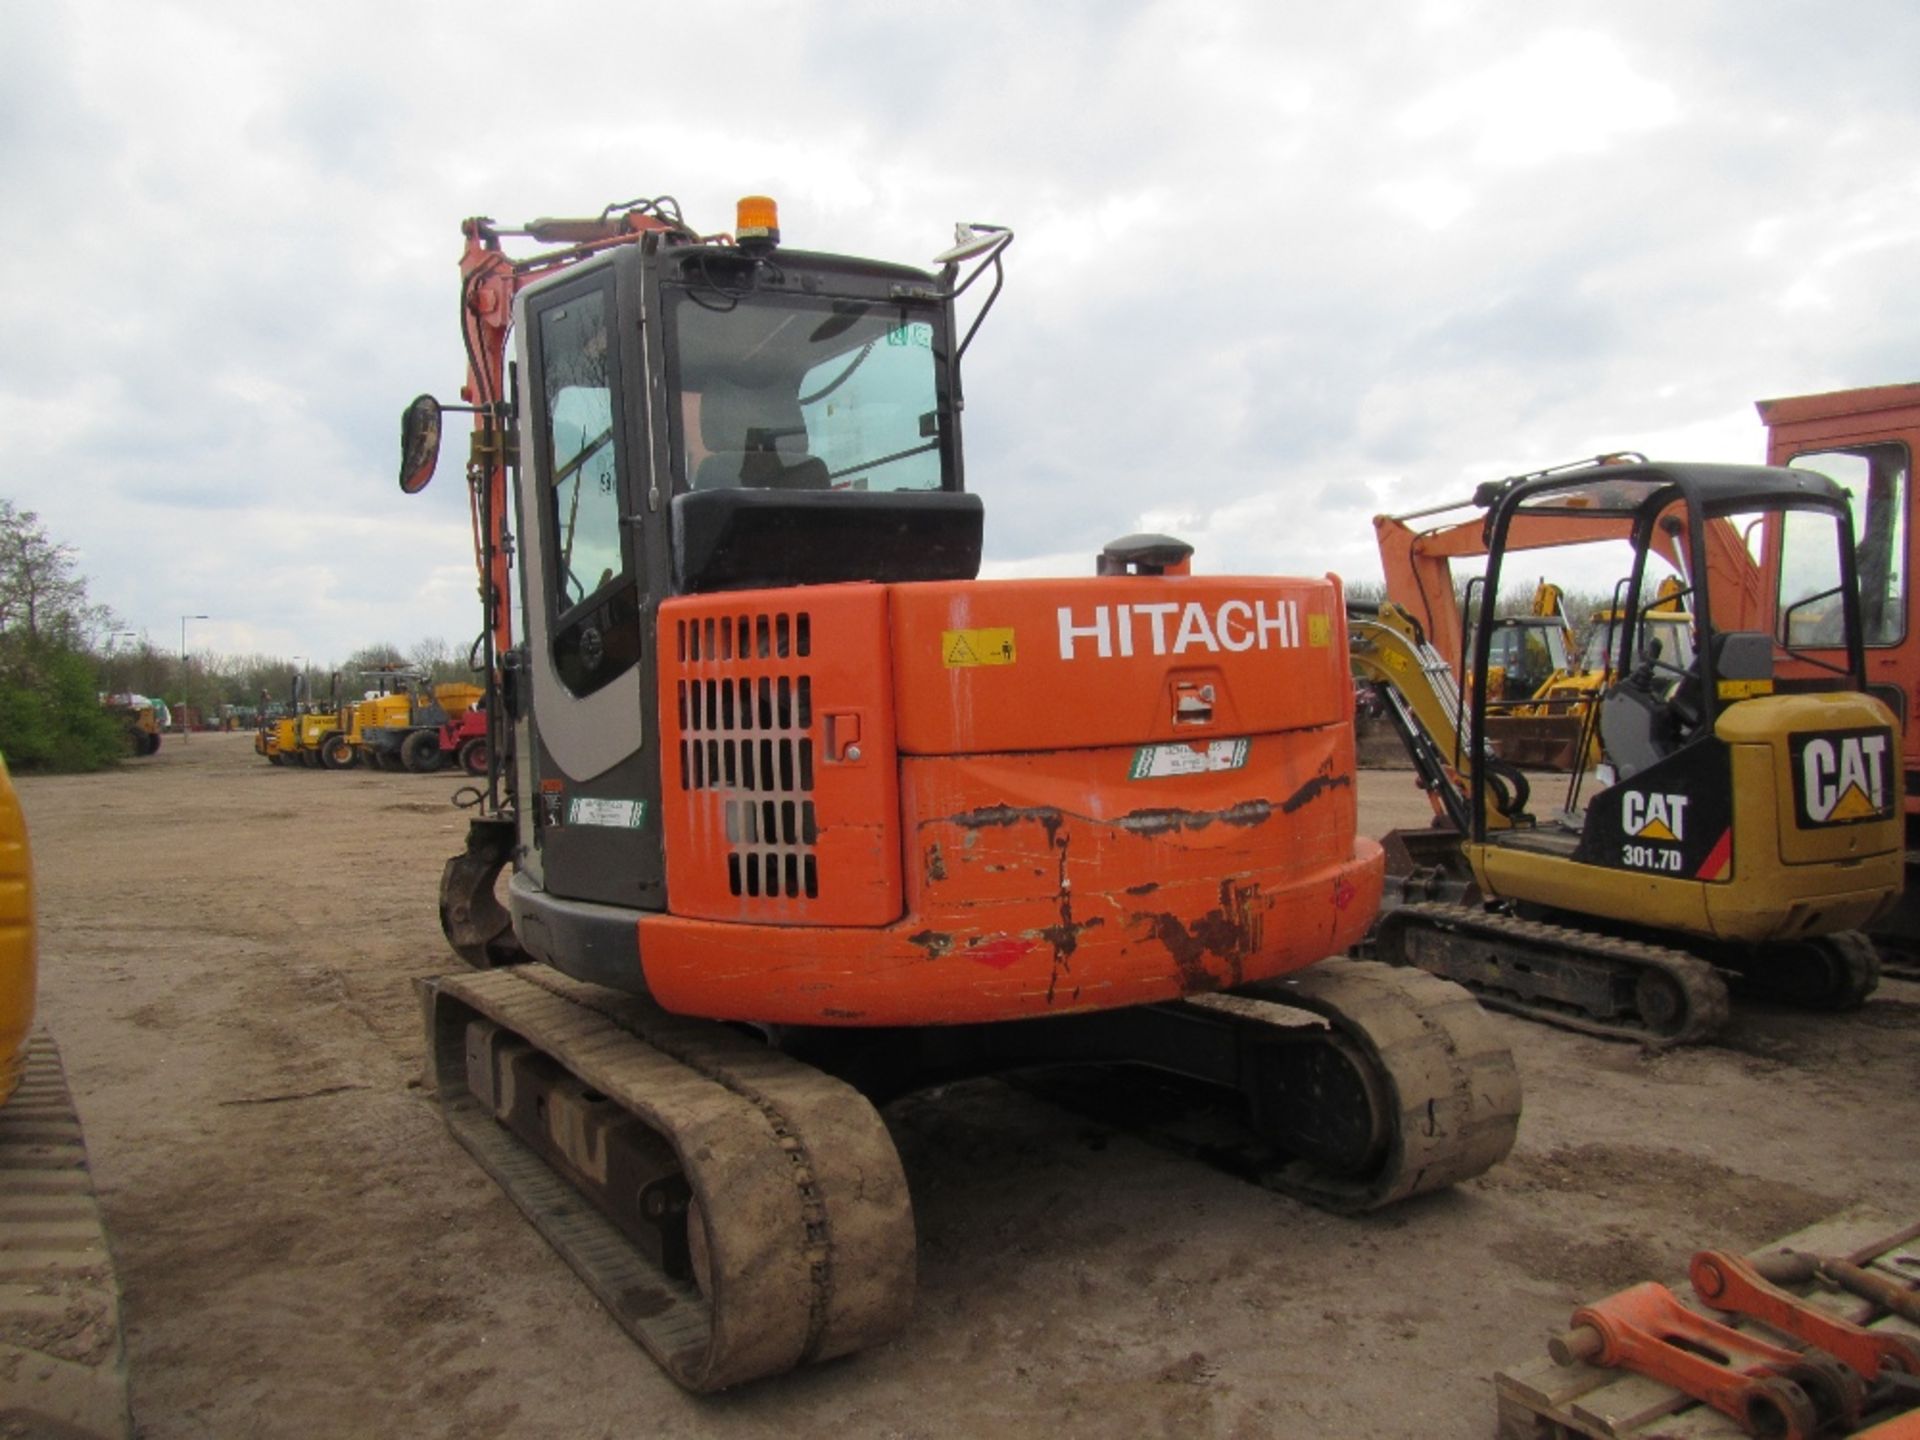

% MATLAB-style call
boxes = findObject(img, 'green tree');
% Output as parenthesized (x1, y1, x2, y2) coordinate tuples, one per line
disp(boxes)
(0, 503, 126, 771)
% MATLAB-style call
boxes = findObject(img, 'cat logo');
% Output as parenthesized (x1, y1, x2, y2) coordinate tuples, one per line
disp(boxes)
(1621, 791, 1688, 841)
(1792, 729, 1893, 827)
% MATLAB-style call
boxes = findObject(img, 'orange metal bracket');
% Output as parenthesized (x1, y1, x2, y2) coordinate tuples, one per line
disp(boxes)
(1692, 1248, 1920, 1383)
(1553, 1280, 1864, 1439)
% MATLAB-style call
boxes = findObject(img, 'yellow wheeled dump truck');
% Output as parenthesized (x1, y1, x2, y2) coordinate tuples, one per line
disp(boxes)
(0, 755, 132, 1437)
(398, 192, 1520, 1390)
(351, 669, 483, 772)
(1352, 460, 1901, 1046)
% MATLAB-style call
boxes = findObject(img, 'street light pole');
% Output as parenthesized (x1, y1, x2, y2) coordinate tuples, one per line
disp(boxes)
(178, 615, 208, 738)
(179, 614, 208, 665)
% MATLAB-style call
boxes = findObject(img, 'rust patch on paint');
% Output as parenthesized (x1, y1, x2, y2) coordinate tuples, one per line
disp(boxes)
(1146, 912, 1214, 992)
(1137, 880, 1265, 991)
(1042, 817, 1076, 1004)
(924, 842, 948, 883)
(1126, 881, 1160, 896)
(1279, 766, 1351, 815)
(1116, 801, 1272, 836)
(953, 805, 1066, 847)
(907, 928, 954, 960)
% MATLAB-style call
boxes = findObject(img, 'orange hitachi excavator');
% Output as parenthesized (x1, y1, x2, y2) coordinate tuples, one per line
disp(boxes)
(399, 193, 1519, 1390)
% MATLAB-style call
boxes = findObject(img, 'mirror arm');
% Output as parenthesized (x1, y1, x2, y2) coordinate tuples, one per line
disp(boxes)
(955, 250, 1007, 365)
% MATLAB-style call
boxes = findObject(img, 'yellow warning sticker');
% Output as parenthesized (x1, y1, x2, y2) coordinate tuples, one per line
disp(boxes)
(1307, 613, 1331, 647)
(943, 628, 1016, 667)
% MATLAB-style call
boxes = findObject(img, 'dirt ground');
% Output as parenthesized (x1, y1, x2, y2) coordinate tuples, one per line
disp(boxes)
(19, 732, 1920, 1439)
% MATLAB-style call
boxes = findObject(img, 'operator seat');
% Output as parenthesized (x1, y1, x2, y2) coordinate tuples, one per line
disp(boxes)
(1598, 672, 1667, 782)
(1599, 631, 1775, 782)
(693, 377, 830, 491)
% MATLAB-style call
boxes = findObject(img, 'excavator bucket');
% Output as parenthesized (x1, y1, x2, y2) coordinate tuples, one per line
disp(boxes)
(1483, 713, 1584, 771)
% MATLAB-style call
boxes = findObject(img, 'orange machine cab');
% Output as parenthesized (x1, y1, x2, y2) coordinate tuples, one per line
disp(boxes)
(646, 573, 1383, 1025)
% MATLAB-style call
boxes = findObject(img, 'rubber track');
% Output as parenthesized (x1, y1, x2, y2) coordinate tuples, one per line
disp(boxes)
(1375, 902, 1731, 1046)
(1802, 931, 1880, 1010)
(424, 967, 914, 1392)
(0, 1034, 132, 1439)
(1192, 958, 1522, 1212)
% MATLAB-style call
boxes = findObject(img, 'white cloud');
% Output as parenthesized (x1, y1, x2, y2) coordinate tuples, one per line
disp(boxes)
(1396, 29, 1680, 168)
(1, 0, 1916, 667)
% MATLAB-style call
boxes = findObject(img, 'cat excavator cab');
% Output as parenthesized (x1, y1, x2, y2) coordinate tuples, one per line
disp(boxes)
(398, 193, 1520, 1390)
(1352, 460, 1901, 1045)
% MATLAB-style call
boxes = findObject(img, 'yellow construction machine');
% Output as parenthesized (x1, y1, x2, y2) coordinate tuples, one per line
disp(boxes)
(102, 695, 166, 759)
(349, 669, 482, 772)
(1352, 460, 1901, 1045)
(0, 754, 132, 1436)
(255, 672, 344, 767)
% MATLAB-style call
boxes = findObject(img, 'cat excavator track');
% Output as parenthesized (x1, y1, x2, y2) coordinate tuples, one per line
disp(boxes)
(1370, 903, 1881, 1047)
(1725, 928, 1881, 1012)
(1369, 902, 1732, 1046)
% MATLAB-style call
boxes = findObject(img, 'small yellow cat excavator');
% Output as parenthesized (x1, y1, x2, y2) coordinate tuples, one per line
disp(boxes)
(1352, 459, 1901, 1045)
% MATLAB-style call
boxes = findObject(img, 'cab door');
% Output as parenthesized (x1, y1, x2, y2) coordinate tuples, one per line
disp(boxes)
(512, 261, 666, 910)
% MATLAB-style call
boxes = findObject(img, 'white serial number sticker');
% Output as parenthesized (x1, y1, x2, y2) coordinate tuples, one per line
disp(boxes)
(1128, 739, 1250, 780)
(567, 797, 647, 829)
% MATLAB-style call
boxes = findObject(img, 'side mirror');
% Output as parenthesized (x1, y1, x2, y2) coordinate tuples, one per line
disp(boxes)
(399, 394, 444, 494)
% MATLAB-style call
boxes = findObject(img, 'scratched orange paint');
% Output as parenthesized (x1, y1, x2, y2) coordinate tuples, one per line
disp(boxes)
(643, 577, 1381, 1026)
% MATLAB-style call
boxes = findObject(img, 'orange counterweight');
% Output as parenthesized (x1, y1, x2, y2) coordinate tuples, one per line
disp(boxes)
(644, 575, 1382, 1026)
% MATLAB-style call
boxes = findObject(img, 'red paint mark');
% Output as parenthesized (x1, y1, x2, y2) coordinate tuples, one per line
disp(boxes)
(1332, 875, 1357, 911)
(969, 937, 1035, 970)
(1696, 829, 1731, 881)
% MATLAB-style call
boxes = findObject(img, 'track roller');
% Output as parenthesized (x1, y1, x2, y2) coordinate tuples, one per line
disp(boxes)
(423, 966, 916, 1392)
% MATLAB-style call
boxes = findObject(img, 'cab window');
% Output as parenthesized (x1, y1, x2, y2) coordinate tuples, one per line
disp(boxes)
(539, 289, 625, 613)
(669, 292, 949, 494)
(1785, 445, 1908, 645)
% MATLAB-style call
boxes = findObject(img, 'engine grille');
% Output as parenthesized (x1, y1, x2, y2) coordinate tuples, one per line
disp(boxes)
(659, 587, 901, 926)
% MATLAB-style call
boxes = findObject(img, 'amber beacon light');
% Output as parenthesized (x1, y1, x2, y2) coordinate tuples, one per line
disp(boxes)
(735, 195, 780, 251)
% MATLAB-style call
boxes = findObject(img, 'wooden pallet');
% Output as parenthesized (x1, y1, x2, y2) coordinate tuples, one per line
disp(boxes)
(1495, 1209, 1920, 1438)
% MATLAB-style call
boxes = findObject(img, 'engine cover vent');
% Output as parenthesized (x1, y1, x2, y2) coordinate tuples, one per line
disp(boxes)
(659, 586, 901, 925)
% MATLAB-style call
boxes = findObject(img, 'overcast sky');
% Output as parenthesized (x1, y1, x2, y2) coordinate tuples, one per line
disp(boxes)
(5, 1, 1916, 665)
